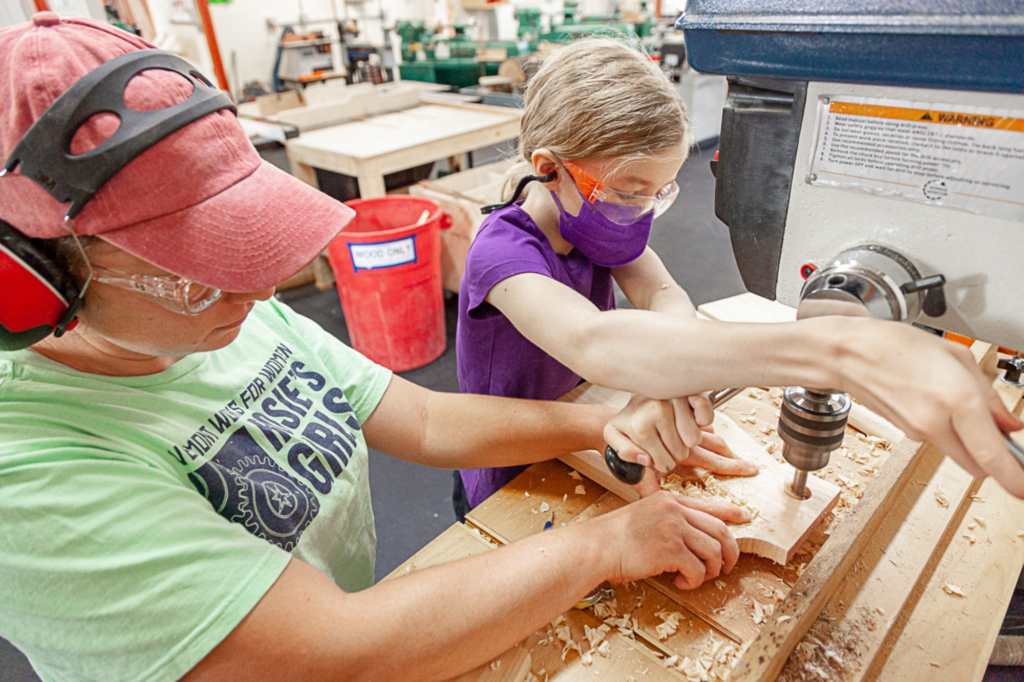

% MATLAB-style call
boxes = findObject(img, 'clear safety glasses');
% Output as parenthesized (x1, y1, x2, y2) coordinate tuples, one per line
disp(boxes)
(91, 265, 223, 315)
(561, 160, 680, 225)
(63, 217, 222, 316)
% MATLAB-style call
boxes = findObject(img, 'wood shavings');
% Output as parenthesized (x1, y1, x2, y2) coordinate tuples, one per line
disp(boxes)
(964, 533, 977, 544)
(524, 491, 530, 497)
(1017, 531, 1024, 538)
(929, 662, 942, 668)
(967, 523, 977, 530)
(569, 470, 583, 480)
(525, 674, 540, 682)
(934, 487, 949, 508)
(575, 485, 586, 495)
(943, 584, 965, 597)
(655, 610, 683, 640)
(778, 615, 792, 623)
(591, 600, 617, 620)
(973, 515, 986, 528)
(741, 416, 756, 424)
(539, 502, 550, 513)
(661, 472, 760, 520)
(491, 659, 501, 670)
(563, 493, 567, 503)
(583, 624, 610, 649)
(876, 607, 885, 616)
(970, 495, 985, 503)
(751, 600, 774, 625)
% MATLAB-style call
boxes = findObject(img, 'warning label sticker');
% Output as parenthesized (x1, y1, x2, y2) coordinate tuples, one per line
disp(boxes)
(808, 97, 1024, 223)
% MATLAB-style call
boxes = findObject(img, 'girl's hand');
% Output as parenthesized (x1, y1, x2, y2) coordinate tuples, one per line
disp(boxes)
(831, 318, 1024, 497)
(604, 394, 759, 477)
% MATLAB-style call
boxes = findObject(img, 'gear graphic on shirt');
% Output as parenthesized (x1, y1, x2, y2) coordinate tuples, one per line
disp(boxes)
(185, 424, 320, 552)
(231, 454, 319, 552)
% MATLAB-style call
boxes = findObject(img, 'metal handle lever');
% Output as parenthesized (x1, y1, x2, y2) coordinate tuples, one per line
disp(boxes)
(1005, 434, 1024, 470)
(603, 388, 744, 485)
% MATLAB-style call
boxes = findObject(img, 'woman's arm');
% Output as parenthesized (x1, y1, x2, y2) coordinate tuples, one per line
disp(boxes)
(486, 272, 1024, 497)
(361, 374, 613, 470)
(182, 492, 738, 682)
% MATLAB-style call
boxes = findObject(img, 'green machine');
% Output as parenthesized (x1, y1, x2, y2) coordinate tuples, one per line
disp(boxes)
(397, 22, 486, 89)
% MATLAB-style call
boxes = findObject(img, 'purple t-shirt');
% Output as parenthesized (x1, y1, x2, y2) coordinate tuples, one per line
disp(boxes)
(456, 203, 615, 507)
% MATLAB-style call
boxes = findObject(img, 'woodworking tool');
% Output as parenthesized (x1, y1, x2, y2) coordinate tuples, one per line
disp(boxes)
(604, 387, 744, 484)
(679, 0, 1024, 494)
(574, 587, 615, 610)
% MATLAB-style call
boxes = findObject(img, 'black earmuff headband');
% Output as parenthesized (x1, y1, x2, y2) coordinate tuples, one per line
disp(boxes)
(0, 50, 235, 351)
(480, 171, 557, 215)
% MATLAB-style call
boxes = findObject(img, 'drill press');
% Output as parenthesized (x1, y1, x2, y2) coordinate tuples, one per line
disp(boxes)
(679, 0, 1024, 495)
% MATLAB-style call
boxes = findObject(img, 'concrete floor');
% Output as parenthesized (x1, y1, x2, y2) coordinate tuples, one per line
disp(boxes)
(2, 144, 1019, 680)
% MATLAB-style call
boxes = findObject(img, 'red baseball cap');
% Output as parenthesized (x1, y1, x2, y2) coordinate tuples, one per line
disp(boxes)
(0, 13, 355, 291)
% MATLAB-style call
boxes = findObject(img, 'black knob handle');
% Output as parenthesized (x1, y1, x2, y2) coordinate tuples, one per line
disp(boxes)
(901, 275, 947, 318)
(604, 445, 645, 485)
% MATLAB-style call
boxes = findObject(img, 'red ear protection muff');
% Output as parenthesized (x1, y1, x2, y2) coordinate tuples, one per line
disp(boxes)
(0, 50, 235, 352)
(0, 218, 81, 350)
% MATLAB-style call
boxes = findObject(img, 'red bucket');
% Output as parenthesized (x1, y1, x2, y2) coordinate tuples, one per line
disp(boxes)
(327, 196, 452, 372)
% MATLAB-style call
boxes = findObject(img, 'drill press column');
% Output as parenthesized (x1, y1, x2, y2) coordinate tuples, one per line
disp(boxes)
(779, 387, 851, 499)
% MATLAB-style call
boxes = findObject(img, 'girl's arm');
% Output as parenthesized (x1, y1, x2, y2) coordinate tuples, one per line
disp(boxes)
(612, 246, 696, 318)
(486, 271, 1024, 498)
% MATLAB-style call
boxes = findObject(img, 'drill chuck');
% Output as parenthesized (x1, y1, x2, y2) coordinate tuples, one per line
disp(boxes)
(779, 387, 851, 498)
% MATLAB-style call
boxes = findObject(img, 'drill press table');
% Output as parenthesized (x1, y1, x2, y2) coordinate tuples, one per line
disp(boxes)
(385, 294, 1024, 682)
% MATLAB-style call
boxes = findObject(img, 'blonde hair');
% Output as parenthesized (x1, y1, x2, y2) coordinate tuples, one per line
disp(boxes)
(503, 37, 693, 200)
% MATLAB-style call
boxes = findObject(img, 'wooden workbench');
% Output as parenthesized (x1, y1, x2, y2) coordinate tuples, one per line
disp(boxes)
(383, 294, 1024, 682)
(285, 102, 522, 198)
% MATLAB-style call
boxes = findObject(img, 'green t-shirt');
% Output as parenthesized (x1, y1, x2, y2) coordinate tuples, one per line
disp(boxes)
(0, 299, 392, 682)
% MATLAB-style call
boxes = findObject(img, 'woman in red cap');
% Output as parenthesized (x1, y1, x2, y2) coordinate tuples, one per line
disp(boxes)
(0, 13, 1020, 682)
(0, 14, 748, 682)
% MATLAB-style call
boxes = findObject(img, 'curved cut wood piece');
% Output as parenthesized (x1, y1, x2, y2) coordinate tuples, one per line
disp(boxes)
(559, 383, 841, 565)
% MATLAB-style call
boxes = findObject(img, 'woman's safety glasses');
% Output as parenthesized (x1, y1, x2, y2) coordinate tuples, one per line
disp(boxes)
(561, 160, 679, 225)
(91, 265, 223, 315)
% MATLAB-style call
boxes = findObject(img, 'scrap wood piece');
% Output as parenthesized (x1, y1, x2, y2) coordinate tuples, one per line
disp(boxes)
(559, 383, 841, 565)
(730, 340, 1001, 682)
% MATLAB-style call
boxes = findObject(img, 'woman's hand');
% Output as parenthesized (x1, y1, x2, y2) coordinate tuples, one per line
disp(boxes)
(590, 490, 741, 590)
(604, 394, 759, 476)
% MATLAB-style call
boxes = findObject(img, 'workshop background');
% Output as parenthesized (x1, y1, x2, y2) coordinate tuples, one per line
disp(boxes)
(2, 0, 1023, 680)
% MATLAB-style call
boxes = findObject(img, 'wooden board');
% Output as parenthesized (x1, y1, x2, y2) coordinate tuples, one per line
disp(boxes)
(467, 460, 804, 645)
(876, 470, 1024, 682)
(381, 522, 497, 582)
(557, 383, 840, 565)
(286, 103, 521, 198)
(272, 86, 420, 132)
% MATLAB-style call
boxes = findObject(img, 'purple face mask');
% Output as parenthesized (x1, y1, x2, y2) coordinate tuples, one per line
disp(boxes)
(550, 190, 653, 268)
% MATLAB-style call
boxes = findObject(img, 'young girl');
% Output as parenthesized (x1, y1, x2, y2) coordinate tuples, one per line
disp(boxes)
(454, 37, 1024, 521)
(454, 38, 757, 513)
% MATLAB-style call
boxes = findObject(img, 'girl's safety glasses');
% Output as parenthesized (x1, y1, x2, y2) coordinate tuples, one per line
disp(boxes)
(91, 265, 223, 315)
(561, 159, 679, 225)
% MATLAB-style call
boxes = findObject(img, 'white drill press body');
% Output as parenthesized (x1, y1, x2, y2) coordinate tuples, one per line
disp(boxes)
(778, 82, 1024, 349)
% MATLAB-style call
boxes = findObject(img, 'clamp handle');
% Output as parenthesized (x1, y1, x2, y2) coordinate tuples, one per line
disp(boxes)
(602, 388, 744, 485)
(604, 445, 645, 485)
